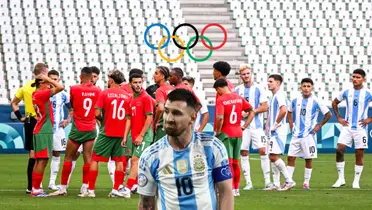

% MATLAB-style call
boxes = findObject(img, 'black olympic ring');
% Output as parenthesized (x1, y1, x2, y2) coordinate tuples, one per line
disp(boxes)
(172, 23, 199, 50)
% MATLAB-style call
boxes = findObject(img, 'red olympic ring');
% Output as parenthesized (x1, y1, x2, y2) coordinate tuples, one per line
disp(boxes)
(201, 23, 227, 50)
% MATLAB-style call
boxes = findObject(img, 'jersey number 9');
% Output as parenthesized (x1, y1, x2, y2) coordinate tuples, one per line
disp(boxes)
(83, 98, 92, 117)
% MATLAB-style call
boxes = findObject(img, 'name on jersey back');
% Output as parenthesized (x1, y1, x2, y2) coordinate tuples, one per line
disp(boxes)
(107, 93, 129, 99)
(223, 98, 242, 105)
(82, 92, 96, 97)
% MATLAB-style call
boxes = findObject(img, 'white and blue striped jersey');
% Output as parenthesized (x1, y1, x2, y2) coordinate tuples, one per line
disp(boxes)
(288, 95, 330, 138)
(236, 83, 267, 129)
(336, 87, 372, 130)
(137, 132, 232, 210)
(268, 90, 288, 135)
(50, 91, 70, 132)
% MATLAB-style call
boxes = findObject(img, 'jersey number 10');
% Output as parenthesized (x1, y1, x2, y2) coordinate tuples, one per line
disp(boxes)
(176, 176, 194, 196)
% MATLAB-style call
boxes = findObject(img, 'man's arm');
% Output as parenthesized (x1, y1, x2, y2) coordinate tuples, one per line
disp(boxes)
(313, 111, 332, 133)
(242, 108, 255, 130)
(95, 109, 102, 121)
(10, 97, 25, 122)
(216, 178, 234, 209)
(287, 111, 293, 132)
(154, 103, 164, 128)
(215, 114, 224, 136)
(60, 104, 73, 128)
(332, 98, 348, 126)
(138, 195, 156, 210)
(276, 105, 287, 124)
(121, 117, 131, 147)
(139, 115, 153, 137)
(254, 101, 268, 114)
(197, 112, 210, 132)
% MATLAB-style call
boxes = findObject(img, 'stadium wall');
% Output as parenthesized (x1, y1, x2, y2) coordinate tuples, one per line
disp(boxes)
(0, 105, 371, 154)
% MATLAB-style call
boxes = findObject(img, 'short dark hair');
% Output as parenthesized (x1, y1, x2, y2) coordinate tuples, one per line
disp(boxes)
(182, 76, 195, 86)
(213, 78, 228, 89)
(166, 88, 197, 110)
(81, 67, 93, 77)
(109, 70, 125, 84)
(31, 79, 43, 88)
(268, 74, 283, 84)
(301, 78, 314, 85)
(157, 66, 170, 80)
(146, 84, 159, 99)
(213, 61, 231, 76)
(353, 69, 366, 78)
(91, 66, 100, 75)
(129, 68, 143, 76)
(129, 73, 142, 83)
(34, 63, 48, 75)
(171, 67, 184, 78)
(48, 69, 59, 77)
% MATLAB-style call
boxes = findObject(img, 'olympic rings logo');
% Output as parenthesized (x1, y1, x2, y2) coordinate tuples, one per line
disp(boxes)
(144, 23, 227, 62)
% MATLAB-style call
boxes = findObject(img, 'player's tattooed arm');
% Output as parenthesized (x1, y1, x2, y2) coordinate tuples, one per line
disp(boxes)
(332, 98, 348, 126)
(95, 109, 103, 121)
(287, 111, 293, 132)
(138, 195, 155, 210)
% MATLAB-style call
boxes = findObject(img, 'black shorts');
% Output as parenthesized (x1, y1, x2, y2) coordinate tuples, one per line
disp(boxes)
(24, 117, 37, 151)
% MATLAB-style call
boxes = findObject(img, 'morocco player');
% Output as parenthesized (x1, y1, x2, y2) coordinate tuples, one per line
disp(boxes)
(50, 67, 101, 196)
(30, 74, 64, 197)
(287, 78, 332, 190)
(214, 78, 255, 196)
(122, 73, 154, 197)
(153, 66, 174, 141)
(81, 70, 130, 198)
(332, 69, 372, 189)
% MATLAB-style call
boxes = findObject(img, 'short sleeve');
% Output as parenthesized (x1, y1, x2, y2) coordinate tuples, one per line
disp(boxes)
(215, 98, 224, 115)
(242, 96, 252, 111)
(316, 98, 330, 115)
(137, 152, 158, 196)
(258, 86, 268, 103)
(199, 97, 208, 114)
(336, 90, 346, 101)
(95, 91, 105, 110)
(155, 89, 166, 104)
(15, 87, 24, 100)
(277, 92, 287, 108)
(63, 91, 70, 104)
(144, 95, 154, 115)
(288, 99, 295, 112)
(212, 138, 232, 183)
(125, 97, 131, 117)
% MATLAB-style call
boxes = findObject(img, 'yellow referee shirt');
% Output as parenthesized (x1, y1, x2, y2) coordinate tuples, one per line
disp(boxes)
(15, 80, 36, 117)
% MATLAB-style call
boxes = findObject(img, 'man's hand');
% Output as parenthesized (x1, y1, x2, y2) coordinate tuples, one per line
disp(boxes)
(241, 126, 247, 131)
(121, 138, 127, 147)
(134, 135, 143, 146)
(312, 124, 321, 134)
(359, 118, 372, 128)
(337, 117, 349, 127)
(241, 111, 248, 118)
(270, 122, 282, 132)
(60, 120, 70, 128)
(20, 117, 26, 122)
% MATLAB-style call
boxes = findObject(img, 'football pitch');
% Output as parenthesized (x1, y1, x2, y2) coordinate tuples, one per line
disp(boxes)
(0, 154, 371, 210)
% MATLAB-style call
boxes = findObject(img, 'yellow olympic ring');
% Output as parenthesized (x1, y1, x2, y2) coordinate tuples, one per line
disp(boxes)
(158, 36, 185, 63)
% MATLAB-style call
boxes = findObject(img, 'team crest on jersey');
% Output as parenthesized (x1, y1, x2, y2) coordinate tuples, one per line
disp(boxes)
(176, 160, 188, 174)
(138, 173, 148, 187)
(193, 155, 205, 172)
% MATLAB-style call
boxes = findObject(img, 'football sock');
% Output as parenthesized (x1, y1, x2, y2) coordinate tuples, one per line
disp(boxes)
(27, 158, 36, 190)
(67, 160, 77, 185)
(82, 163, 91, 185)
(304, 168, 312, 185)
(88, 170, 98, 191)
(228, 158, 235, 189)
(32, 172, 43, 190)
(353, 165, 363, 184)
(126, 178, 136, 190)
(287, 166, 295, 180)
(271, 162, 280, 186)
(232, 160, 241, 190)
(49, 156, 60, 186)
(241, 155, 251, 184)
(113, 171, 125, 190)
(261, 155, 271, 185)
(336, 161, 345, 180)
(108, 159, 116, 186)
(274, 159, 293, 183)
(61, 161, 72, 185)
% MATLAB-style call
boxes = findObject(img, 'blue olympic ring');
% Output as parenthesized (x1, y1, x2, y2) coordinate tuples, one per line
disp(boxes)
(144, 23, 171, 50)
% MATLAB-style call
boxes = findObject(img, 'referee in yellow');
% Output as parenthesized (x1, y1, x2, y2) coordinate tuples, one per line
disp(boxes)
(10, 63, 49, 194)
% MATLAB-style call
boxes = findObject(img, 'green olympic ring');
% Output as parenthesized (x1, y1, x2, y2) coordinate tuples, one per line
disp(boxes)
(186, 35, 213, 62)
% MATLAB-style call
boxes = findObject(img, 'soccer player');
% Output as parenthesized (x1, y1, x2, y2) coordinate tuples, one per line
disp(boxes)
(49, 67, 101, 196)
(79, 70, 130, 198)
(331, 69, 372, 189)
(91, 66, 100, 86)
(30, 74, 64, 197)
(122, 73, 154, 197)
(137, 88, 234, 209)
(11, 63, 48, 193)
(287, 78, 332, 190)
(213, 61, 235, 134)
(121, 68, 144, 96)
(153, 66, 174, 141)
(182, 76, 210, 132)
(214, 78, 255, 196)
(47, 70, 72, 190)
(235, 65, 271, 190)
(266, 74, 296, 191)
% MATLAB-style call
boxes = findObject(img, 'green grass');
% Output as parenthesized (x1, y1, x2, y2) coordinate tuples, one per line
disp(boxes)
(0, 154, 372, 210)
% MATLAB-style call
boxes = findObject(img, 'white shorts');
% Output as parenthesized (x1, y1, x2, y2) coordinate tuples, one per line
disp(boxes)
(288, 134, 317, 159)
(338, 127, 368, 149)
(53, 127, 66, 151)
(268, 132, 287, 155)
(241, 127, 267, 150)
(77, 145, 83, 153)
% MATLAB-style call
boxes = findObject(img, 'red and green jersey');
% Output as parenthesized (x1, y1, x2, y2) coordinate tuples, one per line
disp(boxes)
(32, 89, 54, 134)
(121, 83, 133, 97)
(214, 79, 235, 131)
(129, 89, 154, 141)
(174, 83, 200, 103)
(96, 88, 131, 138)
(70, 83, 101, 132)
(216, 92, 252, 138)
(155, 83, 174, 105)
